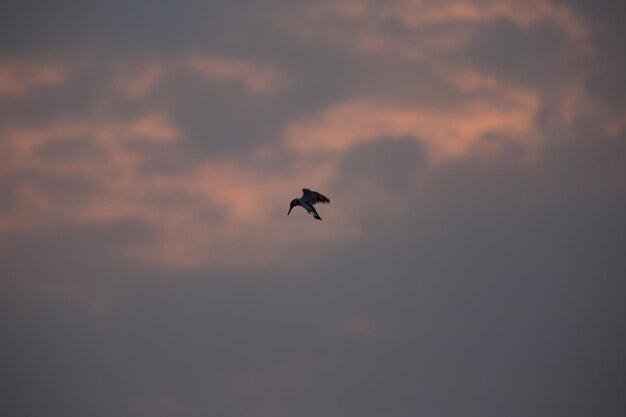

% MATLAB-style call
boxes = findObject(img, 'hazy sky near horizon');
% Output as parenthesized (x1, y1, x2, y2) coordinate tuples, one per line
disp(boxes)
(1, 1, 625, 416)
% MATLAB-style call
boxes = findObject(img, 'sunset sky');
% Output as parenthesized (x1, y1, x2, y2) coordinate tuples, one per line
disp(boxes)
(2, 1, 625, 416)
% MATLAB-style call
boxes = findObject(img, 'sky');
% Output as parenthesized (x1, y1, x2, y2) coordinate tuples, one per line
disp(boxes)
(1, 1, 625, 416)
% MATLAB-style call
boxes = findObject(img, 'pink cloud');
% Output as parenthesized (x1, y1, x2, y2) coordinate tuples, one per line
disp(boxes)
(184, 53, 286, 94)
(436, 67, 501, 92)
(0, 55, 554, 274)
(0, 49, 594, 279)
(285, 89, 540, 162)
(125, 64, 167, 100)
(1, 109, 359, 270)
(110, 53, 287, 101)
(0, 59, 66, 97)
(0, 29, 604, 276)
(276, 0, 589, 60)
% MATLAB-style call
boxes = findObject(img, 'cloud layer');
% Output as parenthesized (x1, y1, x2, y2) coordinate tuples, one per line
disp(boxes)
(2, 1, 625, 417)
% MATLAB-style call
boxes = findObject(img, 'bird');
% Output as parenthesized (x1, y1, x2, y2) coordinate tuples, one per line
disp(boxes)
(288, 188, 330, 221)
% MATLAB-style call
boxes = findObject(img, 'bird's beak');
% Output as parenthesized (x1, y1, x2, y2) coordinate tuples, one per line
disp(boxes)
(287, 206, 293, 215)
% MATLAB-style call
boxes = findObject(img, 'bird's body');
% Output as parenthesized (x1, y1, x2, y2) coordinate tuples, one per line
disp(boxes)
(288, 188, 330, 221)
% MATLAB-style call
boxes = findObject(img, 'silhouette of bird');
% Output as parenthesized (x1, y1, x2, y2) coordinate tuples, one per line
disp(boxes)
(288, 188, 330, 221)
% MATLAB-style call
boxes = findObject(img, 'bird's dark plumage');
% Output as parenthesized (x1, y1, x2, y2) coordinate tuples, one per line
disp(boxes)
(287, 188, 330, 220)
(301, 188, 330, 205)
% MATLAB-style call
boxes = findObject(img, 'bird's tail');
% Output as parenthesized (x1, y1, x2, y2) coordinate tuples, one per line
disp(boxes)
(307, 204, 323, 221)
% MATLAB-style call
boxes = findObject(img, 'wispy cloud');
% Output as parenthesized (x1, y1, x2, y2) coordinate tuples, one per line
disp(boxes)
(1, 102, 355, 270)
(3, 3, 626, 415)
(0, 39, 610, 273)
(0, 0, 610, 275)
(124, 64, 167, 100)
(285, 89, 540, 162)
(114, 52, 287, 101)
(276, 0, 589, 60)
(0, 59, 66, 97)
(184, 53, 286, 94)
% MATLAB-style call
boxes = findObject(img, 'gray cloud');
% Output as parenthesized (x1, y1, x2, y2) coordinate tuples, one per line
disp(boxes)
(2, 1, 625, 416)
(341, 136, 428, 191)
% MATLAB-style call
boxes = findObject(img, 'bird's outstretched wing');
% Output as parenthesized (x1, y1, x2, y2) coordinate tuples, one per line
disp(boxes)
(302, 188, 330, 205)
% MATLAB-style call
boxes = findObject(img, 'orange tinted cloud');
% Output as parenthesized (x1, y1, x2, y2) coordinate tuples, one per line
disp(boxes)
(0, 50, 548, 272)
(0, 51, 595, 276)
(125, 64, 167, 99)
(277, 0, 588, 59)
(113, 53, 287, 100)
(436, 67, 500, 92)
(0, 59, 66, 97)
(285, 89, 540, 162)
(1, 109, 358, 269)
(184, 53, 286, 94)
(0, 19, 598, 273)
(0, 113, 182, 231)
(380, 0, 587, 38)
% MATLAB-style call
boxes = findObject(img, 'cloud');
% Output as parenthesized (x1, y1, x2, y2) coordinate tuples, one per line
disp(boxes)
(124, 64, 167, 100)
(2, 3, 626, 417)
(435, 67, 501, 92)
(0, 0, 610, 275)
(0, 109, 357, 270)
(285, 89, 540, 162)
(0, 42, 607, 274)
(183, 53, 286, 94)
(0, 59, 66, 97)
(113, 52, 287, 101)
(0, 113, 181, 230)
(276, 0, 589, 60)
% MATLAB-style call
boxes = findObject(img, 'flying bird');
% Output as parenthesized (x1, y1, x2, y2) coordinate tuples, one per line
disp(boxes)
(288, 188, 330, 221)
